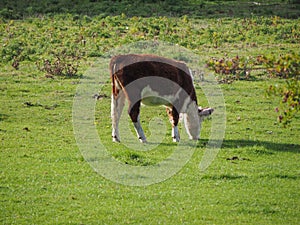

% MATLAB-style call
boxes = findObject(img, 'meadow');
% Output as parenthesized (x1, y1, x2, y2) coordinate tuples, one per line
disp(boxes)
(1, 0, 300, 224)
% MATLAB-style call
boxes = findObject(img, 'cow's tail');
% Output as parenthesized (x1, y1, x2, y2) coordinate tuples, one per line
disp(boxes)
(110, 60, 118, 97)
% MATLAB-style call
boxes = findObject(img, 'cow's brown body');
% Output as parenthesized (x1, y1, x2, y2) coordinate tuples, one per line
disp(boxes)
(111, 54, 197, 103)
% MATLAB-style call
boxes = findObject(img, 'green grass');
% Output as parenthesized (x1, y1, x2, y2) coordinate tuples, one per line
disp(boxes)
(1, 74, 299, 224)
(1, 1, 300, 224)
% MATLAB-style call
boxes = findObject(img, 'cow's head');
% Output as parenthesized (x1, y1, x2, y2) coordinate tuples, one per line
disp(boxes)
(183, 106, 214, 140)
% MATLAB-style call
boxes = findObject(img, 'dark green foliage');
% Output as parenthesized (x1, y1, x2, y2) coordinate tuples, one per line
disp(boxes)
(0, 0, 299, 19)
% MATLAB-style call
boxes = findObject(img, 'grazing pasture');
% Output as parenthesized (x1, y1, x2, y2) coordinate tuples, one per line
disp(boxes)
(1, 0, 300, 224)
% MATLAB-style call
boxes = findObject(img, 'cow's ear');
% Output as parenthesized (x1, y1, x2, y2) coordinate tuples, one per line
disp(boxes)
(198, 107, 214, 116)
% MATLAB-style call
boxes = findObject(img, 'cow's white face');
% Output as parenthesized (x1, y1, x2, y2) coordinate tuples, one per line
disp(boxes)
(183, 107, 214, 140)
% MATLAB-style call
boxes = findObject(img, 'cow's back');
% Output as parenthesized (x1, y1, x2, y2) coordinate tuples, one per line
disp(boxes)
(110, 54, 197, 104)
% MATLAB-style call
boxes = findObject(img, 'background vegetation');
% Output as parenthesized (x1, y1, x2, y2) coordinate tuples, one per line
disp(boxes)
(1, 0, 299, 224)
(1, 0, 300, 19)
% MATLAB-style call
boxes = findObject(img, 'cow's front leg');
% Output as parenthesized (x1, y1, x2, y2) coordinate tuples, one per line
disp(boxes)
(111, 93, 125, 142)
(172, 126, 180, 143)
(129, 100, 147, 143)
(166, 107, 180, 142)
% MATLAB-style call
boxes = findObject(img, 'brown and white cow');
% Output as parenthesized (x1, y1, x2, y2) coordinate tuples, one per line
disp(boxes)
(110, 54, 213, 143)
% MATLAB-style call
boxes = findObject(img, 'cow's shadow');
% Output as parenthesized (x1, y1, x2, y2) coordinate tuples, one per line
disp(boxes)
(198, 139, 300, 154)
(143, 138, 299, 154)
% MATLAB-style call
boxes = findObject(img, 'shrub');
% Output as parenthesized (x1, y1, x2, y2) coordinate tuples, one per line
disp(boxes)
(206, 55, 255, 83)
(268, 78, 300, 126)
(261, 53, 300, 79)
(207, 53, 300, 82)
(36, 52, 80, 77)
(207, 53, 300, 125)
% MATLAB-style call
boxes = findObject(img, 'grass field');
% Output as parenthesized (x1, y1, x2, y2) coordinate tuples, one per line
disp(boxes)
(1, 0, 300, 224)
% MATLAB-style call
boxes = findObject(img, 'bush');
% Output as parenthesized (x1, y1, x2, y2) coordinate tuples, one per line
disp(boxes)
(36, 52, 80, 78)
(207, 53, 300, 82)
(268, 78, 300, 126)
(262, 53, 300, 79)
(207, 53, 300, 125)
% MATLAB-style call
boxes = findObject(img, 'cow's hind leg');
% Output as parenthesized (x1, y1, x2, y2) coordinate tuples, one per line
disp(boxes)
(129, 100, 147, 143)
(166, 107, 180, 142)
(111, 93, 125, 142)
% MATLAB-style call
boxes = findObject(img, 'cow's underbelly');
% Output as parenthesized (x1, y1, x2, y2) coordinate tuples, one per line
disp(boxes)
(141, 85, 179, 107)
(141, 96, 170, 106)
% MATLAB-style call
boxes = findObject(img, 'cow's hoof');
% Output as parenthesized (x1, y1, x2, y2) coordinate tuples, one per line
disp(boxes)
(112, 136, 121, 143)
(139, 138, 147, 143)
(173, 137, 180, 142)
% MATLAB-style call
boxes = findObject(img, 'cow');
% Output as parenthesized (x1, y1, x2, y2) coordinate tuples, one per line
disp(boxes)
(110, 54, 213, 143)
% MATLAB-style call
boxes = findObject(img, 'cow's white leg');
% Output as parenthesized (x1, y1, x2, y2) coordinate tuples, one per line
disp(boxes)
(133, 116, 147, 143)
(128, 100, 147, 143)
(172, 126, 180, 142)
(111, 93, 125, 142)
